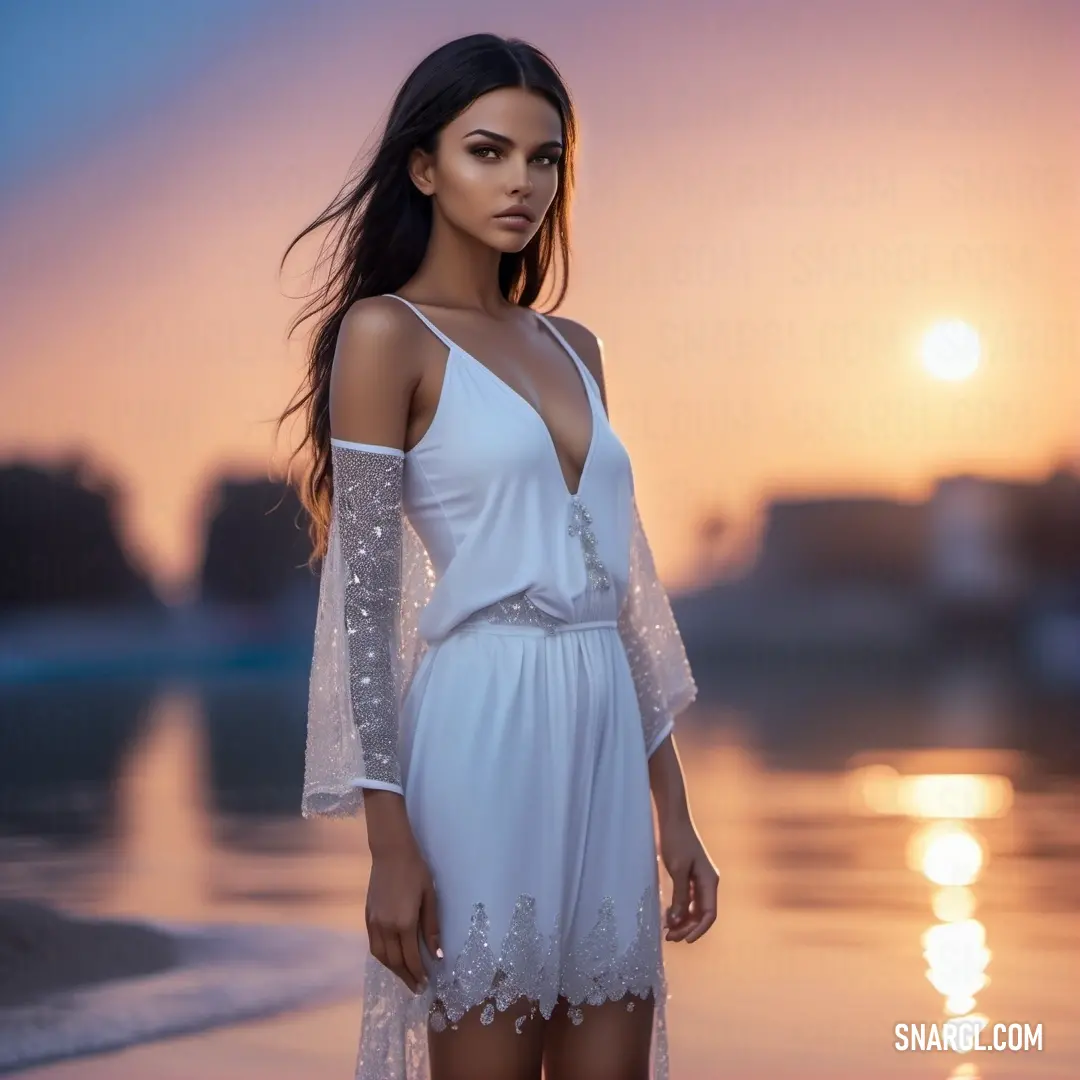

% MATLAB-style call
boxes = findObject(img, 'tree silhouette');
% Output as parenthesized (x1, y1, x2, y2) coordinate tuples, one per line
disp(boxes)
(0, 460, 158, 612)
(198, 477, 315, 606)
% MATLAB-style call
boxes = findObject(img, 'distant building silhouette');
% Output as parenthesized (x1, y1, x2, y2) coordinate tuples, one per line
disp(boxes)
(677, 461, 1080, 656)
(748, 464, 1080, 602)
(0, 459, 158, 612)
(1011, 465, 1080, 589)
(197, 477, 316, 607)
(928, 466, 1080, 606)
(752, 497, 925, 589)
(928, 475, 1019, 604)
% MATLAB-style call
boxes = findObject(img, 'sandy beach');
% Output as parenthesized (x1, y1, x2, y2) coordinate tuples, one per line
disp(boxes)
(0, 898, 366, 1076)
(0, 901, 179, 1009)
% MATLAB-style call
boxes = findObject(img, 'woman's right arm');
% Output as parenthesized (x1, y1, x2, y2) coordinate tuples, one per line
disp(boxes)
(329, 297, 441, 993)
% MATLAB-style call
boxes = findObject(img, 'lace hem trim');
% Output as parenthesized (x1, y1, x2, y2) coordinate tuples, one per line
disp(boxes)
(427, 883, 662, 1033)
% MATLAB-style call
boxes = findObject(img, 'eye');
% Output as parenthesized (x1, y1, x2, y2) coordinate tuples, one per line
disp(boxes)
(468, 144, 560, 166)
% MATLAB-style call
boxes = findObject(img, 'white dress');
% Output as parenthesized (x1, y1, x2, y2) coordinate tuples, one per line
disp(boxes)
(301, 294, 697, 1079)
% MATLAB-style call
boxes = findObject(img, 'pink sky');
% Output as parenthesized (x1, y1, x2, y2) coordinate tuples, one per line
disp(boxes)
(1, 0, 1077, 596)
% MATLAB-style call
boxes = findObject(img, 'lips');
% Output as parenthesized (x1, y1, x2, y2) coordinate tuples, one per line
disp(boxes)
(495, 206, 535, 222)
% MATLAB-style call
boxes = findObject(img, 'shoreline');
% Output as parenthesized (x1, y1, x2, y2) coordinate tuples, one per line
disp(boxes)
(0, 901, 180, 1010)
(0, 901, 365, 1074)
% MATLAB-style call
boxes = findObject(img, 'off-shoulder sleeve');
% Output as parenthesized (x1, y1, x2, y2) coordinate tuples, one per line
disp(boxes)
(618, 496, 698, 757)
(302, 439, 408, 816)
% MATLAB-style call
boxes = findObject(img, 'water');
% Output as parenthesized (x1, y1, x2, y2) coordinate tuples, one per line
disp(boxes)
(1, 661, 1078, 1079)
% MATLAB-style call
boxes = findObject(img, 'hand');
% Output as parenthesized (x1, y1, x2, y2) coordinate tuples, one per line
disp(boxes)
(658, 816, 719, 943)
(365, 837, 442, 995)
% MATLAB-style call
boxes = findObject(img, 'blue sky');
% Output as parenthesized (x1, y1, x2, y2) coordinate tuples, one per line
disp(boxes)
(0, 0, 288, 195)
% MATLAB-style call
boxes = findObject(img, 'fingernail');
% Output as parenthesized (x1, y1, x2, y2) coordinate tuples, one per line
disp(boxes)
(435, 946, 444, 959)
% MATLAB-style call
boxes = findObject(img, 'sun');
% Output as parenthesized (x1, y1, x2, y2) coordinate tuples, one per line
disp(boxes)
(921, 320, 981, 381)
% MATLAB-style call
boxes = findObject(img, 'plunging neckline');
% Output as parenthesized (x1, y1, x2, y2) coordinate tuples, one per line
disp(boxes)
(451, 339, 597, 499)
(384, 293, 598, 498)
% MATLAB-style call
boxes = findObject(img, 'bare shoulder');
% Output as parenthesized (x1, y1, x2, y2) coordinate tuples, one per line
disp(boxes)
(336, 295, 428, 374)
(330, 295, 427, 446)
(546, 314, 609, 413)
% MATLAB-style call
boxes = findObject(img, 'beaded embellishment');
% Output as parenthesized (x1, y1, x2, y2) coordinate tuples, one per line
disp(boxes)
(457, 494, 612, 636)
(331, 442, 405, 792)
(615, 498, 698, 757)
(568, 494, 612, 592)
(459, 591, 562, 635)
(426, 881, 663, 1035)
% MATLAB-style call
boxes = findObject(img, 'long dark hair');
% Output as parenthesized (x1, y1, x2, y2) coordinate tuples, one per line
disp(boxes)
(276, 33, 578, 565)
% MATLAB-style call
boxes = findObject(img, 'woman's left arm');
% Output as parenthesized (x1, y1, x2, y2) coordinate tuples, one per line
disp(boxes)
(649, 735, 718, 943)
(552, 316, 720, 944)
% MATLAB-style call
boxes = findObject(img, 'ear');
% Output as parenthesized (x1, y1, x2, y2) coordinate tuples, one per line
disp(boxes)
(408, 146, 436, 197)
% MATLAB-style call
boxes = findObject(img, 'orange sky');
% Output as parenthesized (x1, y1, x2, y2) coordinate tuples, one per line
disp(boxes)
(1, 1, 1077, 596)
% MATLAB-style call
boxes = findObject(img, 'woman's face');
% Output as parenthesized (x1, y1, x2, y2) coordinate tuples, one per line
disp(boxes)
(410, 87, 564, 254)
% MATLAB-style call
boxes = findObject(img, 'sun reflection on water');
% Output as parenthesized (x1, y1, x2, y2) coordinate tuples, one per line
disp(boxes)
(851, 761, 1018, 1077)
(946, 1063, 982, 1079)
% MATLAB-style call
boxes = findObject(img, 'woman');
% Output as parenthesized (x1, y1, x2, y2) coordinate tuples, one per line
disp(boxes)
(279, 32, 718, 1080)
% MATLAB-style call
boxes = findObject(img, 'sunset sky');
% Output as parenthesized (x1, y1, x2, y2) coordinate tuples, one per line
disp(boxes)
(1, 0, 1077, 597)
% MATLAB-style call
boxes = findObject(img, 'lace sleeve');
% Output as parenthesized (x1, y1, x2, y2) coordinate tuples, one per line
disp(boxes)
(618, 496, 698, 758)
(302, 439, 407, 816)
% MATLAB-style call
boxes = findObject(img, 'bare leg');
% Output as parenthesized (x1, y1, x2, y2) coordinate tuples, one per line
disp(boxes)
(542, 992, 655, 1080)
(428, 994, 546, 1080)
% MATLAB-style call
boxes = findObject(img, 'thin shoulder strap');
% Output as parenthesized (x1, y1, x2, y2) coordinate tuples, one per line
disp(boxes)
(532, 310, 578, 359)
(384, 293, 457, 351)
(533, 311, 598, 395)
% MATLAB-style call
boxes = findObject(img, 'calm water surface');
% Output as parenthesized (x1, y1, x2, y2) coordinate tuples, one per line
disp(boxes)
(1, 660, 1078, 1079)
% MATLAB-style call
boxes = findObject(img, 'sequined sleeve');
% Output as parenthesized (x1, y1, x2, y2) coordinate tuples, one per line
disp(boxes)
(315, 439, 406, 801)
(302, 437, 435, 817)
(618, 496, 698, 757)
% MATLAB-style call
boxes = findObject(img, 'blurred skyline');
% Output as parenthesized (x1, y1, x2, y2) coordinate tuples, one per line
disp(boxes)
(1, 0, 1077, 594)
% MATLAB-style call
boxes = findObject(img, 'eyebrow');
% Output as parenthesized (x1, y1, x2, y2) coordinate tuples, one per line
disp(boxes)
(462, 128, 563, 151)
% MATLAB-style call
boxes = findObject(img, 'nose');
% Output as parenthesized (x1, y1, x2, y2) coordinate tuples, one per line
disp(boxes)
(506, 152, 534, 197)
